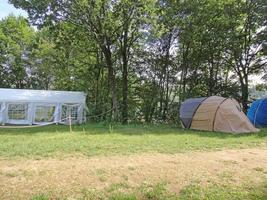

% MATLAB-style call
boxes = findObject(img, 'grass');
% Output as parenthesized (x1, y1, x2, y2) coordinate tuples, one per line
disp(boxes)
(30, 180, 267, 200)
(1, 123, 266, 199)
(0, 123, 266, 158)
(178, 180, 267, 200)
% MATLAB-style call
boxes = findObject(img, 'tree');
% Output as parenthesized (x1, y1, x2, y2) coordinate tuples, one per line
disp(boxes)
(225, 0, 267, 111)
(170, 0, 240, 100)
(0, 15, 35, 88)
(8, 0, 266, 123)
(10, 0, 156, 122)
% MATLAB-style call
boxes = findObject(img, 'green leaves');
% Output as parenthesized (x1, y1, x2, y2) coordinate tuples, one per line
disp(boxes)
(0, 15, 36, 88)
(4, 0, 267, 122)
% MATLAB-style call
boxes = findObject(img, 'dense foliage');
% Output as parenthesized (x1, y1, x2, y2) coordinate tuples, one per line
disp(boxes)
(0, 0, 266, 123)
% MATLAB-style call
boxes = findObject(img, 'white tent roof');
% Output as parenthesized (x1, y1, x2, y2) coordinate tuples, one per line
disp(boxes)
(0, 88, 86, 103)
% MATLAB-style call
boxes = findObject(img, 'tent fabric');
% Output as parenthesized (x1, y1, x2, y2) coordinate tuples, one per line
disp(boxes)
(0, 88, 85, 103)
(247, 98, 267, 127)
(179, 97, 207, 128)
(180, 96, 258, 134)
(190, 96, 225, 131)
(0, 88, 86, 125)
(247, 99, 261, 125)
(214, 99, 258, 133)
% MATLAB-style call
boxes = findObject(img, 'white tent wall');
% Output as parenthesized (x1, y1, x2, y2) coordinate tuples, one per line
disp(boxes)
(0, 88, 86, 126)
(0, 102, 3, 123)
(1, 102, 86, 125)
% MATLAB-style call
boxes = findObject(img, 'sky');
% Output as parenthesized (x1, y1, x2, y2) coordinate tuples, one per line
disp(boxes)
(0, 0, 27, 20)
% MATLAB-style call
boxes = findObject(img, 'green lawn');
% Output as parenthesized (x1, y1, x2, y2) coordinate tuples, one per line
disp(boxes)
(0, 123, 266, 158)
(1, 123, 267, 199)
(31, 180, 267, 200)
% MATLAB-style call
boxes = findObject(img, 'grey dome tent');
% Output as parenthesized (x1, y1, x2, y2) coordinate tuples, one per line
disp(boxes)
(179, 96, 258, 134)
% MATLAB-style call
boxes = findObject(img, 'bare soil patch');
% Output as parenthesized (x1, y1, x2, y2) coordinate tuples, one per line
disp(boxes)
(0, 148, 267, 199)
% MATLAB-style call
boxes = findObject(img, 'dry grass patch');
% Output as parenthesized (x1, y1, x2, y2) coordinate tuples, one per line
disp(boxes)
(0, 148, 266, 199)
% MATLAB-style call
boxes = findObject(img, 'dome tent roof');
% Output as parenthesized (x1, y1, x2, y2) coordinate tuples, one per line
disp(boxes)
(180, 96, 258, 134)
(179, 97, 207, 128)
(247, 97, 267, 128)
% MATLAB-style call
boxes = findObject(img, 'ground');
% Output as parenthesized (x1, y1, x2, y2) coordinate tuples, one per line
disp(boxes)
(0, 123, 266, 199)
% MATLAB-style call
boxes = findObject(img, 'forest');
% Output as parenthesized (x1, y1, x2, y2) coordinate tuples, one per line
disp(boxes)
(0, 0, 266, 124)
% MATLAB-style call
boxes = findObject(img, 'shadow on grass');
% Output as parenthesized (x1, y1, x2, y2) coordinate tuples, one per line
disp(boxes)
(0, 122, 266, 139)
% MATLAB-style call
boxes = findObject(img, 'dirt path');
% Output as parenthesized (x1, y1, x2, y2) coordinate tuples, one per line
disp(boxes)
(1, 148, 267, 199)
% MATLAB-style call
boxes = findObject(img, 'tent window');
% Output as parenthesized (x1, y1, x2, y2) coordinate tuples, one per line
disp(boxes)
(35, 106, 55, 122)
(61, 104, 79, 121)
(8, 104, 28, 120)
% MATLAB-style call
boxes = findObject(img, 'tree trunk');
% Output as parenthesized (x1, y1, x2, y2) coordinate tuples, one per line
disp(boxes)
(208, 54, 214, 96)
(240, 75, 249, 113)
(163, 71, 169, 121)
(162, 45, 171, 121)
(121, 25, 129, 124)
(103, 47, 118, 120)
(122, 51, 128, 124)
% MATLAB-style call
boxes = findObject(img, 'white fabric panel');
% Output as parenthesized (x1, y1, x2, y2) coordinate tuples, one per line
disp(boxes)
(0, 88, 86, 125)
(33, 103, 57, 125)
(0, 103, 2, 123)
(6, 103, 30, 125)
(54, 103, 62, 124)
(60, 103, 82, 124)
(0, 103, 6, 124)
(28, 103, 35, 125)
(0, 88, 86, 103)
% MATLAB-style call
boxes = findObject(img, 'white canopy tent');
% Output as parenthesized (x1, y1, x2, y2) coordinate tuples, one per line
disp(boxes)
(0, 88, 86, 125)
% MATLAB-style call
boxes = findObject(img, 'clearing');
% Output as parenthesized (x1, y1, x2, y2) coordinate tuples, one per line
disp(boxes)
(0, 124, 266, 199)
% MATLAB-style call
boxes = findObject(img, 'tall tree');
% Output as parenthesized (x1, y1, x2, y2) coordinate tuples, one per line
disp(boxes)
(225, 0, 267, 111)
(10, 0, 156, 122)
(8, 0, 266, 123)
(0, 15, 35, 88)
(116, 0, 156, 123)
